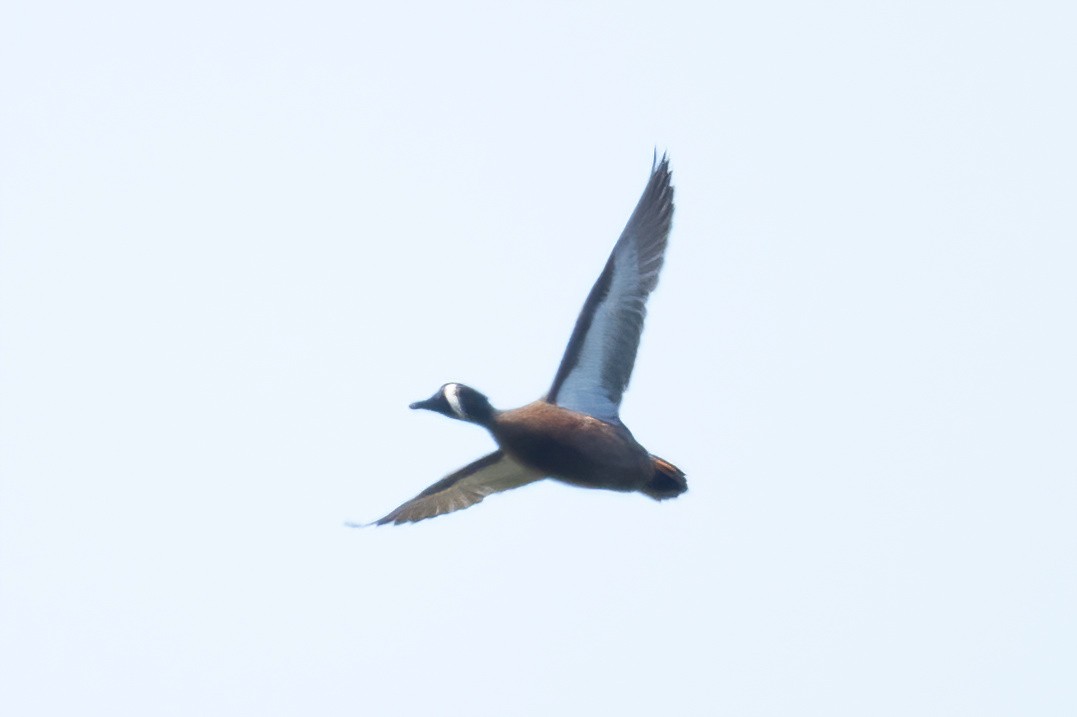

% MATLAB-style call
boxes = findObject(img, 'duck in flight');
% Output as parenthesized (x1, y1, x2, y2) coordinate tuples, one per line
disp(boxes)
(372, 154, 686, 525)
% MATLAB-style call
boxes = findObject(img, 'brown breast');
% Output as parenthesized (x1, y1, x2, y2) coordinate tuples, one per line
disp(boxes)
(490, 401, 652, 491)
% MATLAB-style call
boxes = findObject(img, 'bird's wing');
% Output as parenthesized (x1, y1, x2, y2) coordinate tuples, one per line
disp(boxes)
(374, 451, 543, 526)
(546, 154, 674, 422)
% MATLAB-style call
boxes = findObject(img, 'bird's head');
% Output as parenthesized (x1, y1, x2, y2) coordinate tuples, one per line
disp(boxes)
(410, 383, 495, 424)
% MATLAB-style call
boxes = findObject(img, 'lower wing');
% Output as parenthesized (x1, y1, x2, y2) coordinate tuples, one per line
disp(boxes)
(372, 451, 544, 526)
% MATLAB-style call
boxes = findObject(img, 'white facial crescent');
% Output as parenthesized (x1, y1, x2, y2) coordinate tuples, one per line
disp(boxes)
(444, 383, 467, 419)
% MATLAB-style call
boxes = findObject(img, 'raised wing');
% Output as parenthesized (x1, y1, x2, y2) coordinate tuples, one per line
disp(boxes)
(546, 154, 674, 422)
(373, 451, 543, 526)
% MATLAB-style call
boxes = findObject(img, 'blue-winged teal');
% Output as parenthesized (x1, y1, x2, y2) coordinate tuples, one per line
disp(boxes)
(374, 155, 686, 525)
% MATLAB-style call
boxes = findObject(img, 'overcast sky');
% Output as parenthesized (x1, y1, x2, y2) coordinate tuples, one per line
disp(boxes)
(2, 1, 1075, 715)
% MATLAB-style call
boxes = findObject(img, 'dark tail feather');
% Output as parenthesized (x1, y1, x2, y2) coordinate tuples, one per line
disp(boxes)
(641, 455, 687, 500)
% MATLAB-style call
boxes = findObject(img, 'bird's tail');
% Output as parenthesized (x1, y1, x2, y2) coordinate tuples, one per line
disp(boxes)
(641, 455, 687, 500)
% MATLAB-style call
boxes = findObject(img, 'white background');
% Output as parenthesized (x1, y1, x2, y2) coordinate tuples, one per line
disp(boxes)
(2, 1, 1075, 715)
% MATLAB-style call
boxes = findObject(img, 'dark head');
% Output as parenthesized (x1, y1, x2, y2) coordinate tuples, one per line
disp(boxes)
(410, 383, 495, 425)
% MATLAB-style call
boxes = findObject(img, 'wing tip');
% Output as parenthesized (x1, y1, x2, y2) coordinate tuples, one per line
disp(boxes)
(367, 505, 441, 527)
(651, 148, 671, 175)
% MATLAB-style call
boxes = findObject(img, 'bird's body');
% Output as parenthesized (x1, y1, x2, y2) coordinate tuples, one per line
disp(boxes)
(371, 155, 686, 526)
(486, 401, 655, 493)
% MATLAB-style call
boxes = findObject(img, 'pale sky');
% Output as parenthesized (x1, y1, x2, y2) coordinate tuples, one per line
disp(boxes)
(2, 1, 1075, 715)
